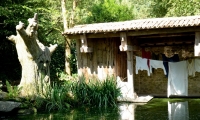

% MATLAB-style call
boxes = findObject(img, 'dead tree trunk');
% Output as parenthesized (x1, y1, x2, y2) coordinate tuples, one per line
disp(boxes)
(7, 13, 57, 97)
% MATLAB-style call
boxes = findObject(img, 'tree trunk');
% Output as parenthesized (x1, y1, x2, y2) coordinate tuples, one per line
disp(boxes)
(69, 0, 77, 28)
(7, 13, 57, 97)
(61, 0, 71, 75)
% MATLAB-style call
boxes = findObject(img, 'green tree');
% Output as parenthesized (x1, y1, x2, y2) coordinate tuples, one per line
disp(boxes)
(166, 0, 200, 17)
(84, 0, 135, 23)
(149, 0, 200, 17)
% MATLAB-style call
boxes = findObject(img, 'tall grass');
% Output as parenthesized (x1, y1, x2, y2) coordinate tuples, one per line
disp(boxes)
(44, 75, 121, 111)
(45, 80, 73, 111)
(71, 76, 121, 107)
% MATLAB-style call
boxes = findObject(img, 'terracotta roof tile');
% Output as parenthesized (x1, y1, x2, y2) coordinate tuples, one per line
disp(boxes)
(64, 16, 200, 35)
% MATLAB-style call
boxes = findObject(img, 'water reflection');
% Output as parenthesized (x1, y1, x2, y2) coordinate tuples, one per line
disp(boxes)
(4, 99, 200, 120)
(121, 100, 190, 120)
(168, 101, 189, 120)
(119, 103, 136, 120)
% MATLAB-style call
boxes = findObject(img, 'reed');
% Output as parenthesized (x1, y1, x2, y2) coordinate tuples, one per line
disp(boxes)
(45, 80, 73, 111)
(71, 76, 121, 107)
(45, 75, 121, 111)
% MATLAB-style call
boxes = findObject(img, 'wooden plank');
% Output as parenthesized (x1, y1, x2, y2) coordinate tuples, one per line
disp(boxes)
(76, 39, 83, 76)
(106, 38, 113, 75)
(85, 40, 93, 78)
(97, 39, 104, 80)
(87, 53, 92, 78)
(109, 38, 114, 75)
(82, 53, 88, 79)
(92, 39, 98, 75)
(102, 39, 107, 80)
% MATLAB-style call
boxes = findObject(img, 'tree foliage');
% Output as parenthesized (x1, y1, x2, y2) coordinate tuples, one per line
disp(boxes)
(150, 0, 200, 17)
(84, 0, 135, 23)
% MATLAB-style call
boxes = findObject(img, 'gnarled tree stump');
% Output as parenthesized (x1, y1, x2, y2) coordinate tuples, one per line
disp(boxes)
(7, 13, 57, 97)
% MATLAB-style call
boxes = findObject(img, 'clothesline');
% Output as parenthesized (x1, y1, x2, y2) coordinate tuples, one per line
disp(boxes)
(135, 55, 200, 97)
(135, 56, 200, 77)
(133, 55, 200, 63)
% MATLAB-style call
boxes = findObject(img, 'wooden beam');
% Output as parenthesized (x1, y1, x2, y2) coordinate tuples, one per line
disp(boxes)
(137, 32, 194, 38)
(119, 32, 139, 51)
(119, 45, 139, 51)
(80, 34, 93, 53)
(127, 27, 200, 36)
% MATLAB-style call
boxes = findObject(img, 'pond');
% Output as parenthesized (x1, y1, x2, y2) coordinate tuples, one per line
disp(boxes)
(2, 98, 200, 120)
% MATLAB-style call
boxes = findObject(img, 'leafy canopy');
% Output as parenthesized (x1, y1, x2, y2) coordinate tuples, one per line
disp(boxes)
(84, 0, 135, 23)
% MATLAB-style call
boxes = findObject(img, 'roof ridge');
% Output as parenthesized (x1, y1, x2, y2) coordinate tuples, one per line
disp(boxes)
(64, 15, 200, 35)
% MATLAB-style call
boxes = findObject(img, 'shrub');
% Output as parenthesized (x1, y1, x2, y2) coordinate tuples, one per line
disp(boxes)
(5, 80, 22, 99)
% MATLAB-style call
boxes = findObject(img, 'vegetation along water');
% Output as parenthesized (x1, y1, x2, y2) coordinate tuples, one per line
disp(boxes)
(2, 98, 200, 120)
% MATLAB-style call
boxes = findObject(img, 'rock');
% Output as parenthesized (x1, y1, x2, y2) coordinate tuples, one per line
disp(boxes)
(0, 91, 7, 99)
(0, 101, 21, 112)
(18, 107, 37, 115)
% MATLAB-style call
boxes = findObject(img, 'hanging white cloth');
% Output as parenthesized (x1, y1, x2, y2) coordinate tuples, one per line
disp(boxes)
(168, 101, 189, 120)
(135, 56, 150, 76)
(149, 59, 167, 75)
(187, 59, 195, 77)
(168, 61, 188, 97)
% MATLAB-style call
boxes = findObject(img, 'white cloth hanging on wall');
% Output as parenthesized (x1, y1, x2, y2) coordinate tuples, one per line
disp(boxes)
(135, 56, 150, 76)
(149, 59, 167, 75)
(168, 61, 188, 97)
(168, 101, 189, 120)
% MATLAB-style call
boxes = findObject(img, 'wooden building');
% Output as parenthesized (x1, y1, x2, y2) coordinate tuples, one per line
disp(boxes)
(63, 16, 200, 98)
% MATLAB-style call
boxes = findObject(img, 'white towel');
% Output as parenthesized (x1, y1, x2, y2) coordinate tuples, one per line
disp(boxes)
(150, 59, 167, 75)
(168, 61, 188, 97)
(135, 56, 150, 76)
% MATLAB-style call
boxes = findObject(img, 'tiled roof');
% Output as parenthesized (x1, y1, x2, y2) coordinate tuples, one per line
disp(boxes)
(63, 16, 200, 35)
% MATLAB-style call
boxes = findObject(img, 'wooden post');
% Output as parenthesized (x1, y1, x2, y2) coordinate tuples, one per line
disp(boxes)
(119, 32, 135, 99)
(80, 34, 92, 53)
(126, 51, 134, 98)
(119, 32, 138, 51)
(194, 32, 200, 56)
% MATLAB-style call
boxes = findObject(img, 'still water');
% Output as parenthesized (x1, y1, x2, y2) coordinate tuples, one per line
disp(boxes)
(2, 98, 200, 120)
